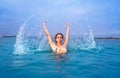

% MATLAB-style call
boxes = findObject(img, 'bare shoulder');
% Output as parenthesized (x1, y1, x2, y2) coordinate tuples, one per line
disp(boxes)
(51, 44, 57, 52)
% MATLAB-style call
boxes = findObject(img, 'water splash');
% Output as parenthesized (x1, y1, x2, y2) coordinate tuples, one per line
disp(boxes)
(14, 26, 96, 55)
(14, 13, 96, 55)
(81, 25, 96, 49)
(35, 31, 51, 51)
(68, 25, 96, 50)
(14, 13, 41, 55)
(14, 20, 30, 55)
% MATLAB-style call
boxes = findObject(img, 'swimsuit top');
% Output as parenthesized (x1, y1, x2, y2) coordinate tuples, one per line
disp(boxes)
(54, 47, 67, 54)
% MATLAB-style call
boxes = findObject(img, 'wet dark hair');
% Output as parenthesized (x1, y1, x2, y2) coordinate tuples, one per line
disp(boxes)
(55, 33, 64, 43)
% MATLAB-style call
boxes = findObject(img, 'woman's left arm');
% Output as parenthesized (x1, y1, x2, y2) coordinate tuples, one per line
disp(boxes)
(63, 23, 70, 47)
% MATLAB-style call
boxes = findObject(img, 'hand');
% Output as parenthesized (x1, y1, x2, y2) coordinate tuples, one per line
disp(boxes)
(43, 21, 46, 26)
(66, 23, 70, 27)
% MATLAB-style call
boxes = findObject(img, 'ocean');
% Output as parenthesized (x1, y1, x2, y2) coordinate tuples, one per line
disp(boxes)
(0, 37, 120, 78)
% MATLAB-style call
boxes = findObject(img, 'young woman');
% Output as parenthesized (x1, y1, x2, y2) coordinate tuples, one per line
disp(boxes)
(43, 22, 70, 54)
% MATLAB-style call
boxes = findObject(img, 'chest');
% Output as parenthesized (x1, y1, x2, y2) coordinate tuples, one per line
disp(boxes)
(55, 46, 67, 53)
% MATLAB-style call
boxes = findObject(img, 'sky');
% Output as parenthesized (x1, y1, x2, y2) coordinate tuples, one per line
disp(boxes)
(0, 0, 120, 37)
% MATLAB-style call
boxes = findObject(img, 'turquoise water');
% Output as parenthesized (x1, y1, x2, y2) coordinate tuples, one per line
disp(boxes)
(0, 37, 120, 78)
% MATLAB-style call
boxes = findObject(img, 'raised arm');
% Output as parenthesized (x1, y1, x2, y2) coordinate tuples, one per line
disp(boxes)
(43, 22, 55, 50)
(63, 23, 70, 47)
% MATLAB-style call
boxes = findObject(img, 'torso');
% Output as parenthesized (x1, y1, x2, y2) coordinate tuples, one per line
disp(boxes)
(53, 46, 67, 54)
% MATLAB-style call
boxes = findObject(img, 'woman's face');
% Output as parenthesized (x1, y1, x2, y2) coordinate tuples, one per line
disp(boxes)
(56, 34, 63, 44)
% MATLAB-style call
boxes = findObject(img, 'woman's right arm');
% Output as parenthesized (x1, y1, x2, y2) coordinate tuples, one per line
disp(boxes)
(43, 22, 56, 50)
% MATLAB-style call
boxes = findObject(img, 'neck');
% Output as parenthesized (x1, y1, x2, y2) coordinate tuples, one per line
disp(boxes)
(57, 43, 62, 46)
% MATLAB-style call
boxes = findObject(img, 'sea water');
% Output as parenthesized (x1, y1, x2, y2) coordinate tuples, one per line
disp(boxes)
(0, 14, 120, 78)
(0, 37, 120, 78)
